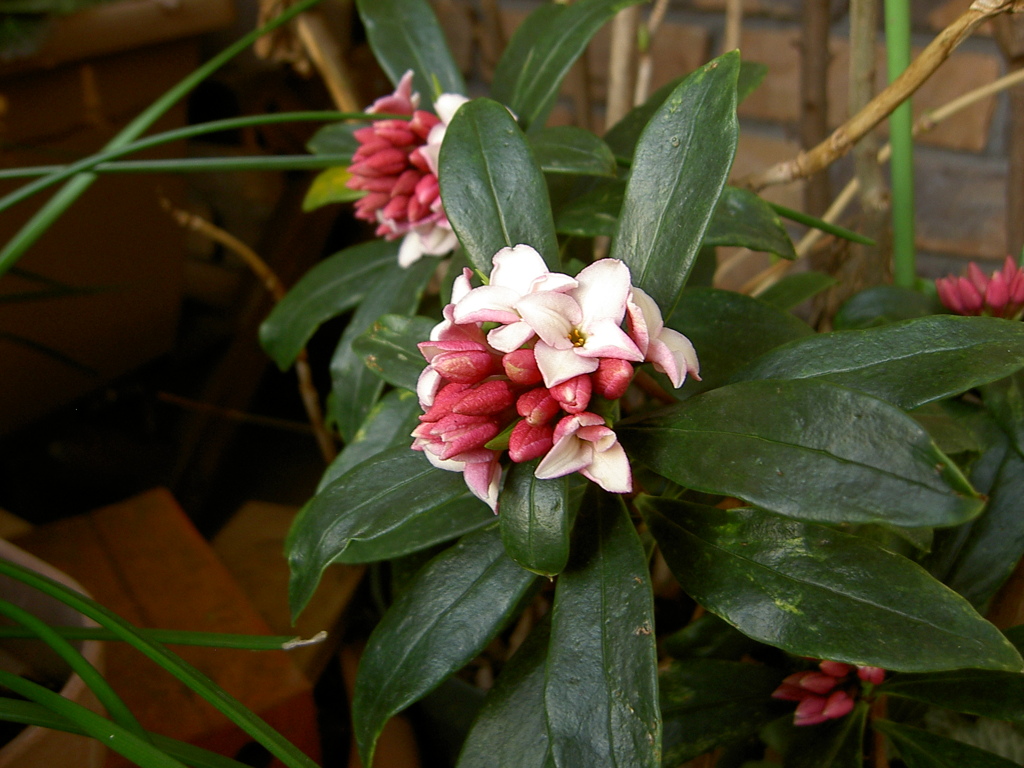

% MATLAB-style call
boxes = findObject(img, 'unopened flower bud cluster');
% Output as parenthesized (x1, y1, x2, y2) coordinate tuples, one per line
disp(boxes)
(412, 244, 700, 511)
(936, 256, 1024, 321)
(772, 659, 885, 726)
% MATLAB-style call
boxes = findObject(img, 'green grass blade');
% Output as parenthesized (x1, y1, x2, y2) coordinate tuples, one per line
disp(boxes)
(0, 559, 320, 768)
(0, 625, 325, 650)
(769, 202, 875, 245)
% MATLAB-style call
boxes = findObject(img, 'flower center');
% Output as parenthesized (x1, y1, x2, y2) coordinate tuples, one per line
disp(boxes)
(568, 327, 587, 348)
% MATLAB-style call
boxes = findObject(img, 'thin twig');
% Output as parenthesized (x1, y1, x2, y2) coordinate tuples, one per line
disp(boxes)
(634, 0, 670, 106)
(732, 66, 1024, 294)
(739, 0, 1023, 191)
(606, 5, 641, 129)
(162, 199, 338, 463)
(295, 12, 362, 113)
(800, 0, 832, 216)
(723, 0, 743, 54)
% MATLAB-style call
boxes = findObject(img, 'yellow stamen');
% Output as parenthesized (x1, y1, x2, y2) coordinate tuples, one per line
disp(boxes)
(568, 328, 587, 347)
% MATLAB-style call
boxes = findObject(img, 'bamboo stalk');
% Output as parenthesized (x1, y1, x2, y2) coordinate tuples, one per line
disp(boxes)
(739, 0, 1024, 192)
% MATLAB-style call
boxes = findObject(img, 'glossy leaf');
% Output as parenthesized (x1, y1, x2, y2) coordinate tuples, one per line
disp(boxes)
(731, 316, 1024, 411)
(492, 0, 645, 131)
(910, 400, 987, 457)
(660, 659, 788, 765)
(704, 186, 796, 259)
(355, 0, 465, 99)
(784, 702, 868, 768)
(944, 447, 1024, 608)
(882, 665, 1024, 720)
(352, 314, 435, 392)
(640, 498, 1023, 672)
(833, 285, 940, 330)
(529, 126, 618, 177)
(307, 121, 359, 156)
(260, 240, 398, 369)
(353, 526, 537, 766)
(982, 371, 1024, 456)
(544, 490, 660, 768)
(318, 389, 421, 490)
(288, 446, 473, 616)
(439, 98, 559, 273)
(757, 271, 838, 311)
(457, 619, 553, 767)
(662, 612, 762, 661)
(668, 288, 813, 396)
(603, 77, 684, 160)
(499, 461, 572, 577)
(620, 379, 983, 528)
(553, 179, 624, 238)
(302, 167, 363, 211)
(874, 719, 1022, 768)
(330, 257, 435, 442)
(736, 61, 769, 103)
(611, 51, 739, 315)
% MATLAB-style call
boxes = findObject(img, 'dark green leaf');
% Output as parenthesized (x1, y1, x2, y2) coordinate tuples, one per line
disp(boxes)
(260, 240, 398, 369)
(318, 389, 422, 491)
(942, 448, 1024, 610)
(668, 287, 813, 396)
(355, 0, 465, 100)
(288, 446, 475, 616)
(330, 257, 435, 442)
(757, 271, 838, 311)
(783, 702, 867, 768)
(662, 612, 762, 661)
(352, 314, 435, 392)
(883, 667, 1024, 721)
(982, 371, 1024, 457)
(457, 619, 553, 767)
(911, 400, 987, 457)
(612, 51, 739, 315)
(553, 178, 624, 238)
(603, 77, 684, 160)
(705, 186, 796, 259)
(660, 659, 788, 764)
(439, 99, 559, 273)
(353, 526, 536, 766)
(307, 121, 359, 156)
(640, 498, 1023, 672)
(621, 379, 983, 528)
(737, 61, 769, 103)
(833, 285, 940, 330)
(529, 126, 618, 177)
(498, 461, 572, 577)
(544, 490, 660, 768)
(492, 0, 645, 131)
(730, 316, 1024, 411)
(874, 719, 1022, 768)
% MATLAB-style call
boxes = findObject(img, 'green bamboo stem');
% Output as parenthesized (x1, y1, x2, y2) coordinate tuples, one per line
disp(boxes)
(0, 558, 319, 768)
(0, 0, 326, 278)
(885, 0, 916, 287)
(0, 154, 352, 179)
(0, 625, 325, 650)
(0, 600, 147, 741)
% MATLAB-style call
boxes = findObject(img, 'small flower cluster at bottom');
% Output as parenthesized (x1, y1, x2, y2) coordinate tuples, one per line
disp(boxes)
(772, 660, 885, 726)
(411, 245, 700, 512)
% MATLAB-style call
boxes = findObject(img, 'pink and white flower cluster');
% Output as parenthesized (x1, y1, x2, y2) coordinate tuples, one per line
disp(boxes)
(772, 660, 885, 726)
(411, 244, 700, 512)
(936, 256, 1024, 320)
(347, 71, 467, 267)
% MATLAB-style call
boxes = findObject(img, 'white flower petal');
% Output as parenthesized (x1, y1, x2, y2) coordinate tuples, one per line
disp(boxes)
(398, 232, 425, 267)
(516, 292, 581, 347)
(486, 321, 536, 353)
(578, 318, 644, 361)
(535, 434, 592, 479)
(490, 244, 551, 294)
(453, 284, 522, 324)
(534, 342, 599, 388)
(647, 328, 700, 388)
(580, 440, 632, 493)
(435, 93, 469, 125)
(573, 259, 632, 323)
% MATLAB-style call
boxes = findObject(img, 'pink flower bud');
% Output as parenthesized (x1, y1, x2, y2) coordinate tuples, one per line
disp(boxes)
(503, 349, 543, 386)
(818, 661, 852, 679)
(420, 381, 470, 422)
(508, 420, 555, 463)
(821, 690, 855, 720)
(856, 666, 885, 685)
(793, 696, 828, 726)
(780, 670, 838, 695)
(450, 380, 515, 416)
(592, 358, 634, 399)
(517, 388, 561, 426)
(412, 413, 499, 460)
(420, 340, 499, 384)
(550, 374, 592, 414)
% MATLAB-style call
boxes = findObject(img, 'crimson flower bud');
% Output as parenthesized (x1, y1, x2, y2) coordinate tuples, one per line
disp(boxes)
(503, 348, 544, 386)
(517, 388, 561, 426)
(508, 421, 555, 463)
(550, 374, 592, 414)
(592, 358, 634, 400)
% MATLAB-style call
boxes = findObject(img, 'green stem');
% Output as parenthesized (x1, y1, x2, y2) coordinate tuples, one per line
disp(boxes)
(885, 0, 916, 287)
(768, 202, 875, 245)
(0, 558, 319, 768)
(0, 625, 324, 650)
(0, 600, 148, 741)
(0, 0, 326, 278)
(0, 155, 351, 178)
(0, 672, 187, 768)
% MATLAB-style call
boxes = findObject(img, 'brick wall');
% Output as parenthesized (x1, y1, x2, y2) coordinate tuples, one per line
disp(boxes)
(433, 0, 1015, 282)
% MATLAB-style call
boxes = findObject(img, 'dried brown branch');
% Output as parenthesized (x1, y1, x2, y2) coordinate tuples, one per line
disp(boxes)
(295, 11, 362, 113)
(606, 5, 641, 129)
(739, 0, 1024, 192)
(723, 0, 743, 53)
(162, 199, 338, 463)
